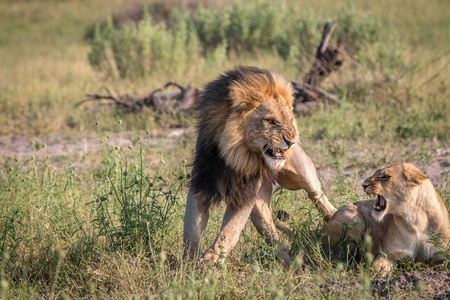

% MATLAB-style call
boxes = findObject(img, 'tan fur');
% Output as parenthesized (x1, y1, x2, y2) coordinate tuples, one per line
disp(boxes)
(219, 72, 296, 177)
(183, 66, 336, 265)
(322, 162, 450, 273)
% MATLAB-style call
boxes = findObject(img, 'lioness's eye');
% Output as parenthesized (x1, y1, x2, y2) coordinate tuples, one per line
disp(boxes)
(380, 174, 390, 179)
(265, 118, 276, 125)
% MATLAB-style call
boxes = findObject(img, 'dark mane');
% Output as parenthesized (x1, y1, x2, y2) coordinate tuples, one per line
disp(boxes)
(190, 141, 268, 209)
(190, 66, 278, 209)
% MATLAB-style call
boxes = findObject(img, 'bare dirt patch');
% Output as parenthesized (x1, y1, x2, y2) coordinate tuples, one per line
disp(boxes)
(0, 128, 193, 170)
(319, 270, 450, 299)
(372, 270, 450, 299)
(1, 134, 448, 188)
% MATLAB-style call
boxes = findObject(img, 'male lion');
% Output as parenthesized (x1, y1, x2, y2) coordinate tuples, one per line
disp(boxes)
(183, 66, 336, 264)
(322, 162, 450, 273)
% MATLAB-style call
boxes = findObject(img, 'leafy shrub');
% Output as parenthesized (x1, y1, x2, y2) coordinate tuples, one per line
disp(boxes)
(88, 9, 200, 78)
(88, 1, 403, 79)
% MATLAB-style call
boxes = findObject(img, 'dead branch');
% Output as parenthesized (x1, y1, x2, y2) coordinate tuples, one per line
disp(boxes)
(319, 21, 337, 56)
(81, 83, 201, 113)
(286, 20, 345, 114)
(306, 21, 345, 86)
(83, 87, 142, 110)
(291, 81, 342, 106)
(291, 81, 342, 115)
(82, 80, 340, 115)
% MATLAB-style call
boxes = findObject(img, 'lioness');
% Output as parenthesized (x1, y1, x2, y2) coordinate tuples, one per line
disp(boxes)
(322, 162, 450, 273)
(183, 66, 336, 265)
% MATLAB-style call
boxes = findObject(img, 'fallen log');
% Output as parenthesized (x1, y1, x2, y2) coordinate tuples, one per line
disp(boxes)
(291, 81, 342, 115)
(80, 82, 202, 113)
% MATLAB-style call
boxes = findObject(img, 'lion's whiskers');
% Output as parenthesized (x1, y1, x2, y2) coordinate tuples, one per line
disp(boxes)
(297, 134, 307, 144)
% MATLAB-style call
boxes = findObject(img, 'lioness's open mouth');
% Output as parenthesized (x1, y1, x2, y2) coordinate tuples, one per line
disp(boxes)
(264, 146, 287, 160)
(374, 194, 387, 212)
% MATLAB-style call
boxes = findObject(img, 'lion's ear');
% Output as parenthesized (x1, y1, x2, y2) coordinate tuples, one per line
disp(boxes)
(403, 164, 428, 185)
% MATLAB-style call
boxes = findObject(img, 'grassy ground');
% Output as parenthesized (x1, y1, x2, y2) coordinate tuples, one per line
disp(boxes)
(0, 0, 449, 298)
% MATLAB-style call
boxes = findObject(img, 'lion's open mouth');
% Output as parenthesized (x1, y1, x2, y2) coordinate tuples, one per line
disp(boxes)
(373, 194, 387, 212)
(264, 146, 287, 160)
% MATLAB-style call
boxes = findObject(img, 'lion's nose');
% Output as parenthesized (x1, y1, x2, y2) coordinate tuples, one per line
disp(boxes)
(284, 137, 295, 149)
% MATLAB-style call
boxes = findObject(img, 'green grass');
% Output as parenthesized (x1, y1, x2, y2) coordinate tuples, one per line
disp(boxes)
(0, 0, 449, 298)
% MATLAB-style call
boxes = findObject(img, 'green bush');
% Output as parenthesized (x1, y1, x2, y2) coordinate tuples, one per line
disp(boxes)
(87, 1, 403, 79)
(88, 9, 200, 78)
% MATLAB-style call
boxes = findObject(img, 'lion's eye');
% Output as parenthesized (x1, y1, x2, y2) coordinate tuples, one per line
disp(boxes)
(265, 118, 277, 125)
(379, 174, 390, 180)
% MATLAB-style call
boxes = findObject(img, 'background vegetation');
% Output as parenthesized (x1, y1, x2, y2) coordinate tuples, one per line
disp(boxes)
(87, 1, 397, 80)
(0, 0, 449, 298)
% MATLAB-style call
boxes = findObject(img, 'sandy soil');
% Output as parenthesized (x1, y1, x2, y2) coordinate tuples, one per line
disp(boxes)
(319, 270, 450, 298)
(0, 128, 190, 169)
(372, 270, 450, 299)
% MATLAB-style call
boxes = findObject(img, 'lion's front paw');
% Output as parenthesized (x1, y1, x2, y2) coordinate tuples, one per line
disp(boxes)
(202, 249, 225, 265)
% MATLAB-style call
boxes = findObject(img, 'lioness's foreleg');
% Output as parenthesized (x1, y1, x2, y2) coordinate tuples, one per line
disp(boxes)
(250, 180, 291, 265)
(183, 189, 210, 259)
(202, 202, 254, 263)
(373, 250, 413, 274)
(373, 254, 396, 274)
(277, 144, 336, 221)
(374, 226, 414, 273)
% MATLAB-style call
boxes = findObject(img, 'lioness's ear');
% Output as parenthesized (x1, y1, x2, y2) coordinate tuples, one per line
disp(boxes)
(403, 164, 428, 185)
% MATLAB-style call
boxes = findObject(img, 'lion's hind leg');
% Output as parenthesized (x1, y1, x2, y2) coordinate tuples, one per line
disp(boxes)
(183, 189, 211, 260)
(321, 203, 366, 261)
(250, 181, 291, 265)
